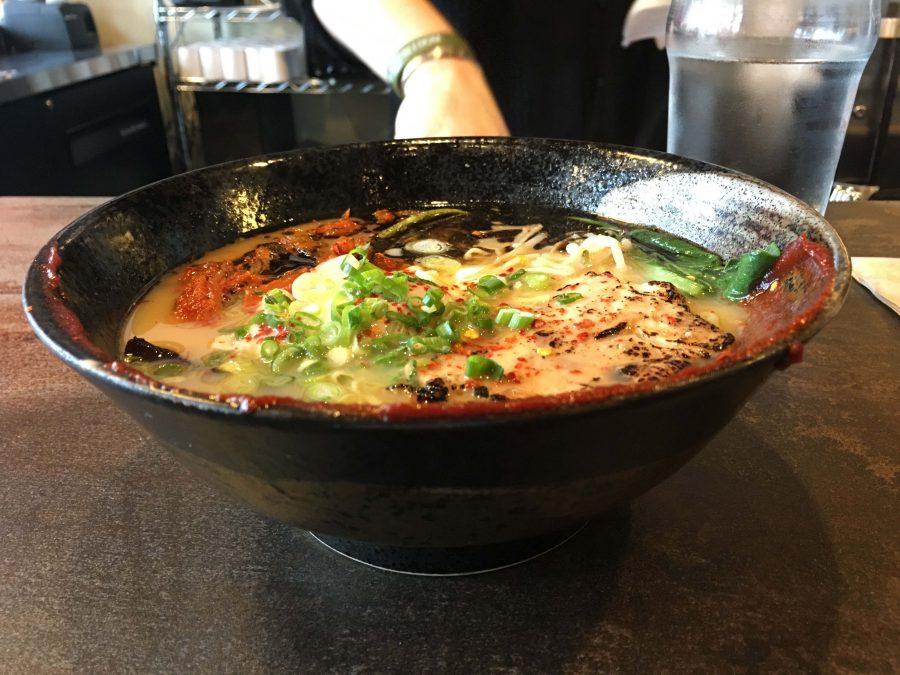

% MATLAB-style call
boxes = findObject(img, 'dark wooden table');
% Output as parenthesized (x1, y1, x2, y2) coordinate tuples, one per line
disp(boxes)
(1, 198, 897, 673)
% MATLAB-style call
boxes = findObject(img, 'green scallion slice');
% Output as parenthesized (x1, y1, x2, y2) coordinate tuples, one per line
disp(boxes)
(304, 382, 344, 402)
(293, 311, 322, 328)
(259, 338, 280, 362)
(202, 350, 232, 368)
(476, 274, 506, 296)
(419, 336, 452, 354)
(507, 311, 535, 330)
(554, 292, 584, 305)
(271, 347, 302, 374)
(436, 320, 458, 341)
(495, 307, 517, 327)
(374, 348, 409, 367)
(262, 375, 294, 387)
(320, 321, 347, 347)
(507, 269, 526, 282)
(151, 362, 187, 378)
(519, 272, 552, 290)
(464, 355, 505, 380)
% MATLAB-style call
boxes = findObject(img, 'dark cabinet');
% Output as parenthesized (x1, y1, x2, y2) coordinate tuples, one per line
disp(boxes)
(0, 65, 172, 196)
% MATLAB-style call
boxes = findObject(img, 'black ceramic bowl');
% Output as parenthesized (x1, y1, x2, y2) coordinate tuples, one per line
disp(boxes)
(24, 139, 849, 573)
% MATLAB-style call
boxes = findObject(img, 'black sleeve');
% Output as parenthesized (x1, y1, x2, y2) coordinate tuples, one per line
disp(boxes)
(283, 0, 375, 79)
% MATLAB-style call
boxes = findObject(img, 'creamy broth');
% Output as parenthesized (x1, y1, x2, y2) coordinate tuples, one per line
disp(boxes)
(121, 209, 766, 405)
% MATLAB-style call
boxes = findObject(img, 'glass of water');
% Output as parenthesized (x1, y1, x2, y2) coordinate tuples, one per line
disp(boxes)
(666, 0, 881, 213)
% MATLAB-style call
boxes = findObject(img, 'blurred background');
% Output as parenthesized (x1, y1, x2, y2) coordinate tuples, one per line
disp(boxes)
(0, 0, 897, 199)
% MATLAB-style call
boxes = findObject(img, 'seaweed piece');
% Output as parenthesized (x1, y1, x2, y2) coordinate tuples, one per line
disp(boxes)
(124, 337, 184, 363)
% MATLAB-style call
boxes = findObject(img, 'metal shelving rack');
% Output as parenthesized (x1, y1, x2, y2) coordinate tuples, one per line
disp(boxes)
(154, 0, 390, 170)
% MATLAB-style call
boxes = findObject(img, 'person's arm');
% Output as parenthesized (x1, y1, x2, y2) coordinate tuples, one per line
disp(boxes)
(311, 0, 509, 139)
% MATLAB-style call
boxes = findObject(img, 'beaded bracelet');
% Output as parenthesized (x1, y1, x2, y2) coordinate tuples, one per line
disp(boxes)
(387, 32, 476, 98)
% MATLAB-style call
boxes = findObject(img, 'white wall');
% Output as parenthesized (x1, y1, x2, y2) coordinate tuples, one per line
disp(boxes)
(83, 0, 156, 47)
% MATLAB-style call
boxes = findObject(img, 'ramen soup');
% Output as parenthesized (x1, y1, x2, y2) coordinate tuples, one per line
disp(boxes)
(122, 208, 783, 405)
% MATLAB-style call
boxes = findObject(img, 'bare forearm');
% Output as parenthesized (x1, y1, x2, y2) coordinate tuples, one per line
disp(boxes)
(311, 0, 452, 82)
(311, 0, 509, 138)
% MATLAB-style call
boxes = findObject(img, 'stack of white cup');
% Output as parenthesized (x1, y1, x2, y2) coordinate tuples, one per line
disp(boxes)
(176, 38, 306, 83)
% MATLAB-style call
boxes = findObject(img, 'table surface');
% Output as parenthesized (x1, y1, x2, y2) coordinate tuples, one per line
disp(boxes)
(1, 197, 897, 673)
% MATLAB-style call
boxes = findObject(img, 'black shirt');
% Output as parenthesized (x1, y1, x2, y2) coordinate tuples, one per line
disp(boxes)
(288, 0, 668, 147)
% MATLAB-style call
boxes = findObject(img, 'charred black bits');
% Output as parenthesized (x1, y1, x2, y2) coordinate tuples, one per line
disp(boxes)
(417, 378, 449, 403)
(489, 394, 509, 401)
(712, 333, 736, 352)
(472, 386, 490, 399)
(620, 364, 639, 376)
(596, 322, 628, 339)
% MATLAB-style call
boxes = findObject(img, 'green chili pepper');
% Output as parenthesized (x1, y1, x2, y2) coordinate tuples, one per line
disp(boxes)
(629, 229, 721, 266)
(716, 242, 781, 300)
(376, 208, 468, 239)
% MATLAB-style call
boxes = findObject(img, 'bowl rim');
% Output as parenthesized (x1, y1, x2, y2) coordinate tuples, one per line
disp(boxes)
(22, 137, 852, 430)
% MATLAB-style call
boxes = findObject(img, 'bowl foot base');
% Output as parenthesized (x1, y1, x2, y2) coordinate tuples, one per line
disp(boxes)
(308, 522, 589, 576)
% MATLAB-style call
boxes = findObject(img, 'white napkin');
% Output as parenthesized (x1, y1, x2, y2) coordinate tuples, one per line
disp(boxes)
(851, 257, 900, 316)
(622, 0, 671, 49)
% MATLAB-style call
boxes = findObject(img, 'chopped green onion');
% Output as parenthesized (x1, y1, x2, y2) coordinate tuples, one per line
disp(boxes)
(406, 337, 429, 355)
(423, 286, 444, 306)
(519, 272, 552, 290)
(151, 362, 187, 378)
(340, 251, 365, 275)
(383, 272, 410, 301)
(202, 350, 232, 368)
(495, 307, 517, 327)
(302, 334, 326, 357)
(330, 291, 354, 319)
(368, 333, 407, 352)
(496, 307, 535, 330)
(341, 304, 362, 334)
(360, 297, 389, 320)
(476, 274, 506, 296)
(464, 355, 505, 380)
(297, 360, 328, 379)
(263, 289, 291, 307)
(386, 310, 419, 328)
(271, 346, 302, 374)
(259, 338, 280, 362)
(262, 375, 294, 387)
(507, 269, 526, 282)
(304, 382, 344, 402)
(320, 321, 348, 347)
(508, 311, 535, 330)
(374, 348, 408, 367)
(436, 320, 458, 341)
(554, 292, 584, 305)
(473, 316, 494, 331)
(418, 336, 452, 354)
(292, 311, 322, 328)
(360, 268, 385, 288)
